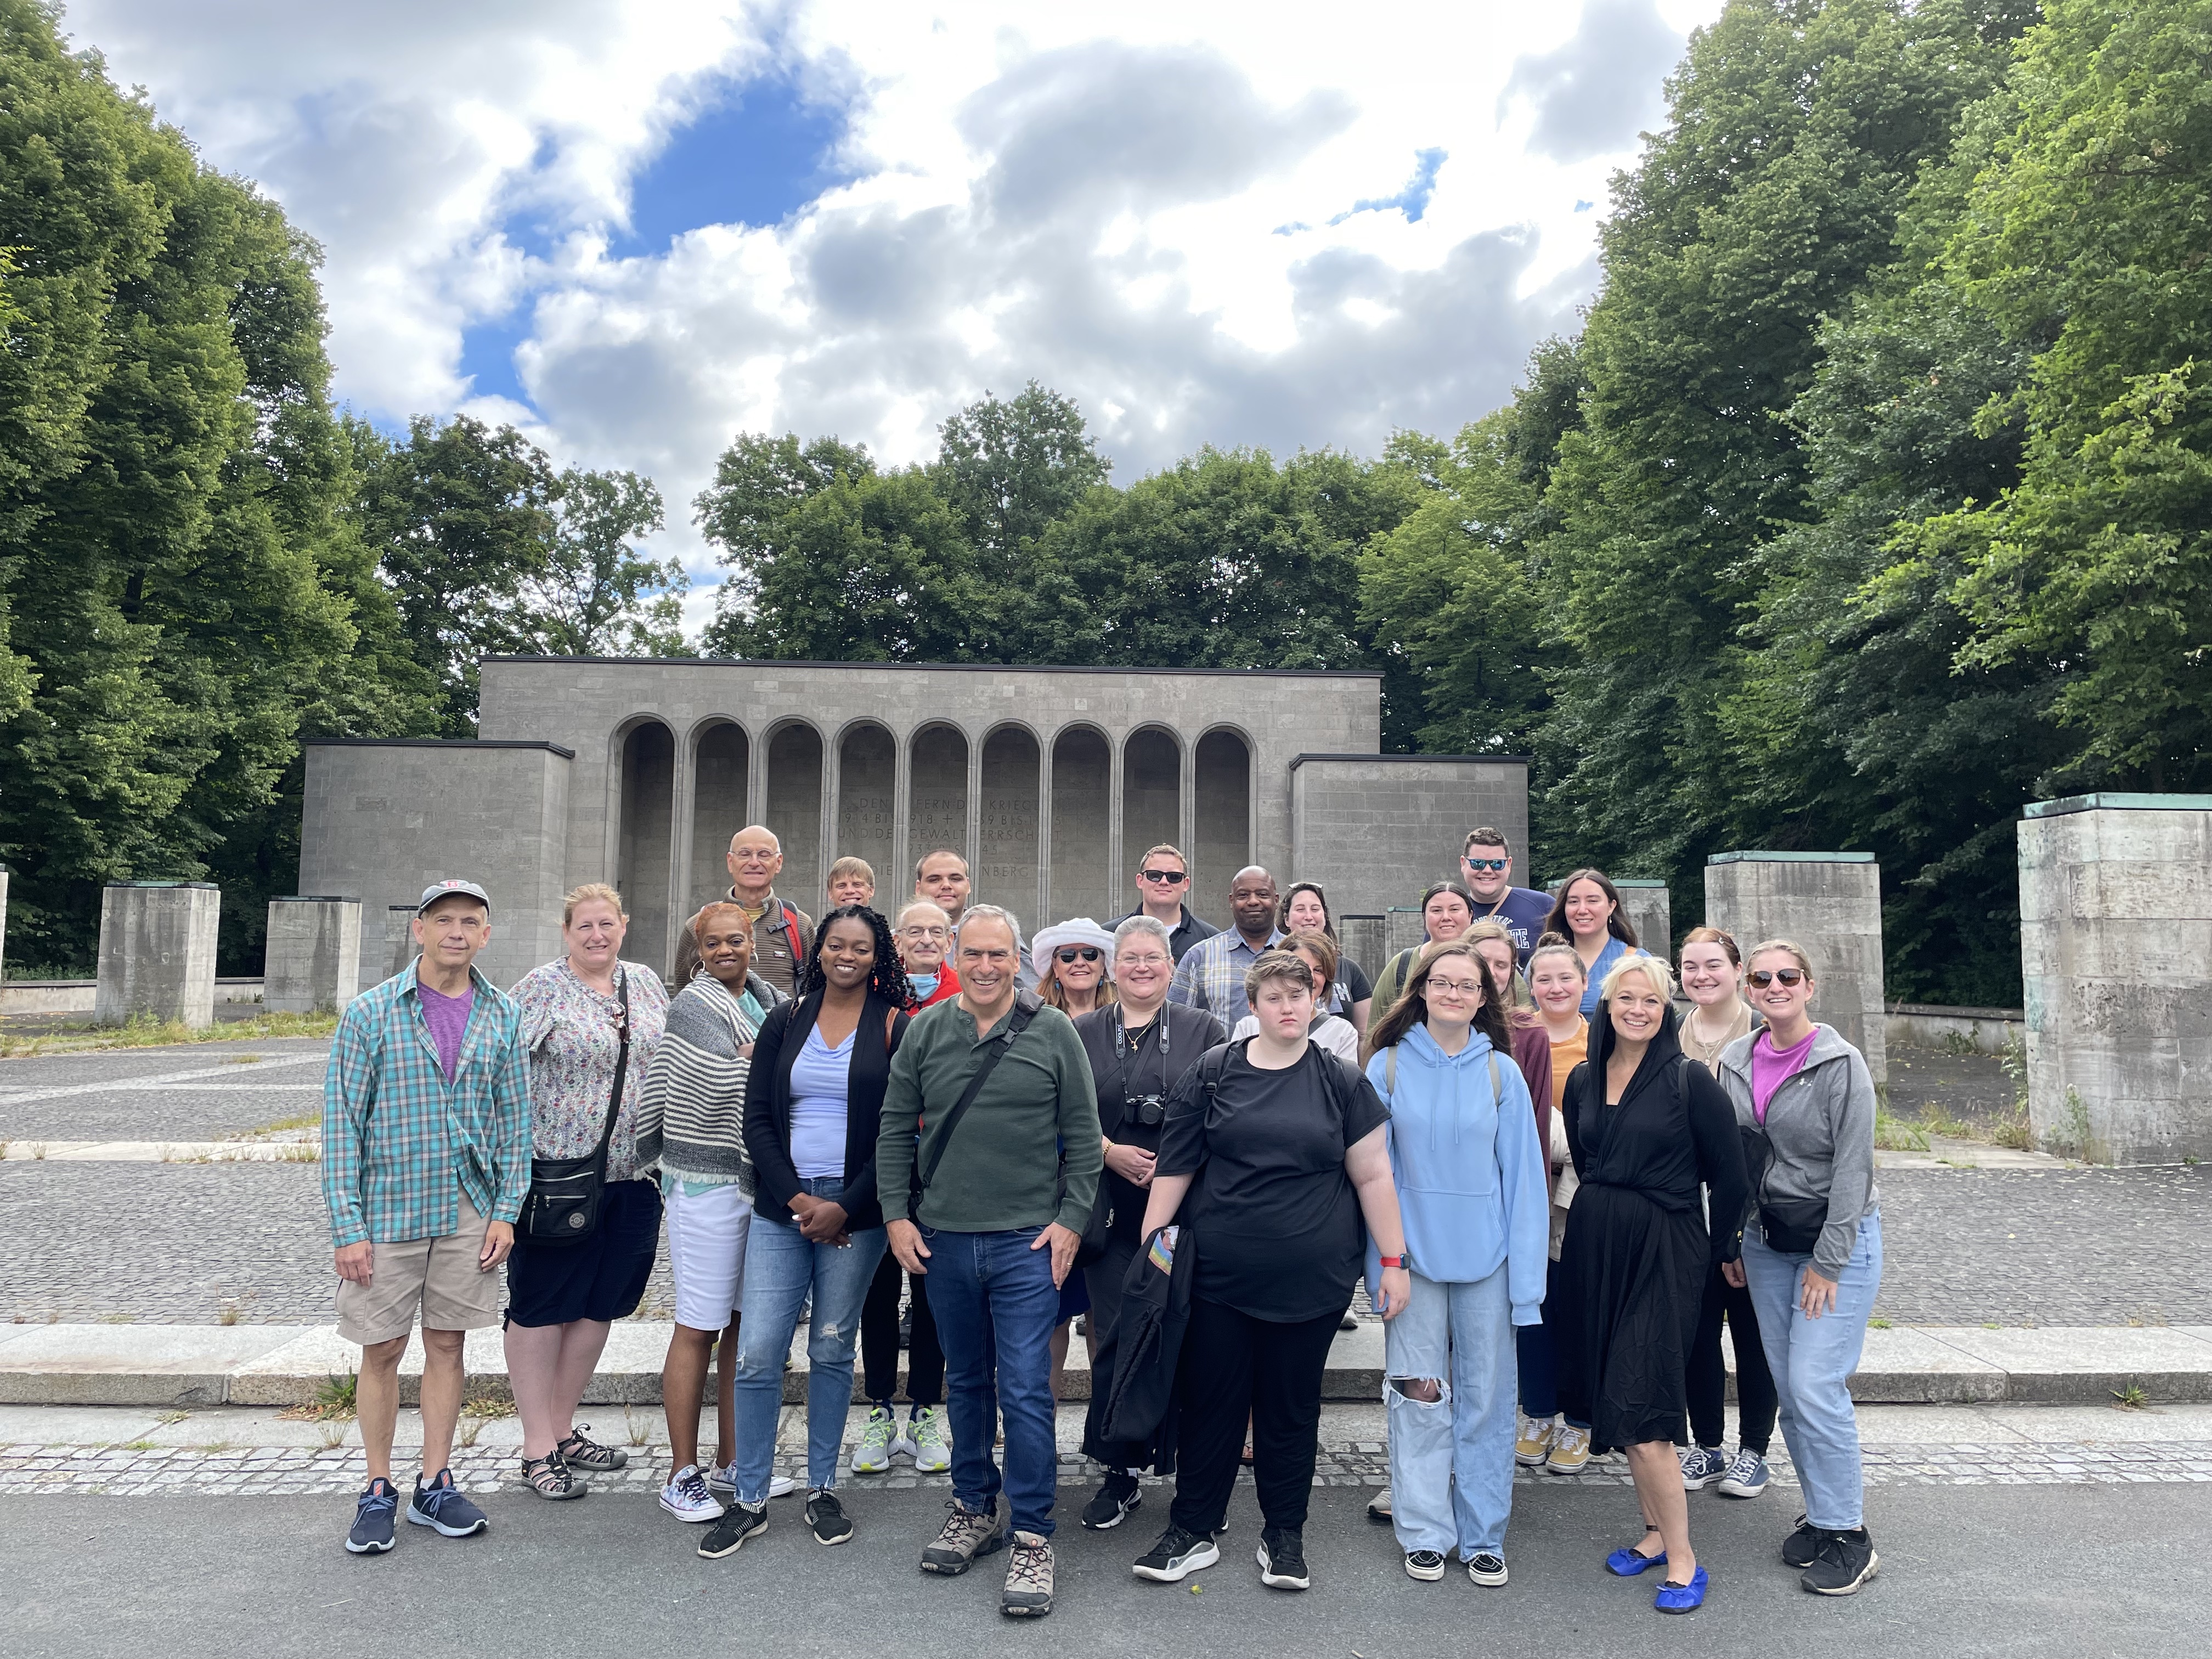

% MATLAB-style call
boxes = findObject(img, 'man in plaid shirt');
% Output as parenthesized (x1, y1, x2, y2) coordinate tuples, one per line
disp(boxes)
(322, 878, 532, 1555)
(1167, 866, 1286, 1024)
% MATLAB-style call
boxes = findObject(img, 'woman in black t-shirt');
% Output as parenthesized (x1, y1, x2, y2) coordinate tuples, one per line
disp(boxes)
(1126, 950, 1410, 1595)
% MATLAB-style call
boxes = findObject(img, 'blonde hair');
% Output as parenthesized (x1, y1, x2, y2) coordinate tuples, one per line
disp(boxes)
(1526, 936, 1585, 980)
(562, 882, 626, 927)
(1748, 938, 1816, 979)
(1600, 952, 1673, 1004)
(828, 855, 875, 890)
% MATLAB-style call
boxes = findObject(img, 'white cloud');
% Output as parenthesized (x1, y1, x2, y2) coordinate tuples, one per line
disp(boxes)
(60, 0, 1719, 619)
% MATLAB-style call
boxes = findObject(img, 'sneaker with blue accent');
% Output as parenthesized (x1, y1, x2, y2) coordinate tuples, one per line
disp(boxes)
(659, 1464, 721, 1522)
(1607, 1542, 1668, 1576)
(1655, 1564, 1708, 1613)
(1717, 1448, 1770, 1498)
(1678, 1444, 1726, 1489)
(407, 1468, 488, 1537)
(345, 1477, 398, 1554)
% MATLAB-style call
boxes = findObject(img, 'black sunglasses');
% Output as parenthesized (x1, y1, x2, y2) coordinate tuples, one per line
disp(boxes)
(1747, 968, 1805, 988)
(1056, 946, 1103, 964)
(1138, 869, 1188, 885)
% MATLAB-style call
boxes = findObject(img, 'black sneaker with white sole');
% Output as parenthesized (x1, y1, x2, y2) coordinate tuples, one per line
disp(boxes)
(1802, 1527, 1879, 1595)
(345, 1478, 398, 1554)
(1081, 1471, 1142, 1531)
(698, 1499, 768, 1559)
(1257, 1526, 1310, 1590)
(806, 1489, 854, 1546)
(1404, 1549, 1446, 1581)
(1132, 1525, 1220, 1582)
(1467, 1551, 1508, 1586)
(406, 1469, 487, 1537)
(1782, 1513, 1824, 1569)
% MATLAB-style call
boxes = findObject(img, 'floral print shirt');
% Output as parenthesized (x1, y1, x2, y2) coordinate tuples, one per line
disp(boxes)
(514, 957, 669, 1183)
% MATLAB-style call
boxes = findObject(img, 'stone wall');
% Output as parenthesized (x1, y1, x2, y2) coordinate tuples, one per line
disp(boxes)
(1288, 755, 1530, 922)
(94, 884, 221, 1028)
(1705, 852, 1887, 1084)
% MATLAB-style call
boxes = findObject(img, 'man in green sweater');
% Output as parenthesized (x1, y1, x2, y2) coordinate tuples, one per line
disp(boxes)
(879, 904, 1101, 1620)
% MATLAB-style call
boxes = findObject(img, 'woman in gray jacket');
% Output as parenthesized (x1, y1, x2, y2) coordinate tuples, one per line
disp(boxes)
(1716, 939, 1881, 1599)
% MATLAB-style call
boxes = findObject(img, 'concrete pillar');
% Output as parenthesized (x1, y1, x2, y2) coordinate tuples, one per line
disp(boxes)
(94, 882, 221, 1028)
(385, 905, 420, 981)
(2019, 793, 2212, 1164)
(1614, 880, 1671, 957)
(1705, 853, 1884, 1083)
(1384, 907, 1425, 964)
(264, 898, 362, 1013)
(1339, 915, 1385, 984)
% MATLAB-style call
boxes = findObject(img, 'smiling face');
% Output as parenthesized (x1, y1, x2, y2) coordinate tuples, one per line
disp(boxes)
(1051, 945, 1105, 996)
(1679, 940, 1740, 1008)
(698, 909, 754, 989)
(1563, 878, 1615, 942)
(1461, 842, 1511, 903)
(1607, 967, 1669, 1046)
(1420, 949, 1487, 1030)
(896, 906, 949, 973)
(957, 913, 1018, 1005)
(726, 828, 783, 899)
(1285, 889, 1328, 934)
(1250, 971, 1315, 1043)
(916, 854, 971, 924)
(1114, 931, 1173, 1008)
(818, 915, 877, 994)
(1746, 947, 1816, 1026)
(414, 896, 490, 972)
(1423, 890, 1474, 943)
(1530, 951, 1584, 1020)
(828, 873, 874, 909)
(564, 898, 625, 976)
(1229, 871, 1279, 939)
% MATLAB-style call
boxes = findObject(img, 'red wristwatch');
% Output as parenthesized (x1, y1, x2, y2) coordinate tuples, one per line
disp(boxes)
(1376, 1254, 1407, 1269)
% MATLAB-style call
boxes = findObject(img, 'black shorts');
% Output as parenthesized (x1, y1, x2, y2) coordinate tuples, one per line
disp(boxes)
(505, 1178, 662, 1328)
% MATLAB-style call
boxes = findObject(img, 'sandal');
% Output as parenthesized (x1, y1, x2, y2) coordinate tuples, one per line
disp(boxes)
(555, 1424, 628, 1472)
(522, 1449, 586, 1500)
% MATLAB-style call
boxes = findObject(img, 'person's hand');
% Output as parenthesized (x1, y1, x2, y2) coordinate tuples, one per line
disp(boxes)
(1722, 1259, 1747, 1289)
(334, 1242, 374, 1286)
(1103, 1141, 1156, 1186)
(797, 1199, 849, 1243)
(889, 1218, 930, 1274)
(1375, 1264, 1413, 1322)
(479, 1221, 514, 1271)
(1034, 1222, 1080, 1289)
(788, 1192, 820, 1222)
(738, 1042, 755, 1059)
(1800, 1266, 1838, 1319)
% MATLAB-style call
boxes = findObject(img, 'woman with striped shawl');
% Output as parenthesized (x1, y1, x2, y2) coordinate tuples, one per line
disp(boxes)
(636, 902, 790, 1523)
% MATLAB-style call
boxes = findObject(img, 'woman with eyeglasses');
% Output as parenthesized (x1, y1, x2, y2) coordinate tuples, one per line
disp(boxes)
(1035, 918, 1119, 1018)
(1714, 941, 1882, 1598)
(1543, 870, 1647, 1017)
(1230, 930, 1359, 1063)
(1281, 882, 1373, 1034)
(1071, 915, 1227, 1531)
(1370, 881, 1481, 1017)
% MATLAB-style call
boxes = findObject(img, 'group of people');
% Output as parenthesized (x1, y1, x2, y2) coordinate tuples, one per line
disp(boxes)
(321, 824, 1882, 1616)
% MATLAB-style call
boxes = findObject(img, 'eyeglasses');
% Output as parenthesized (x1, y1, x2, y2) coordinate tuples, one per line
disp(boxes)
(1056, 946, 1103, 964)
(1747, 968, 1806, 988)
(900, 926, 947, 941)
(1138, 869, 1188, 885)
(1426, 978, 1487, 997)
(1463, 857, 1509, 872)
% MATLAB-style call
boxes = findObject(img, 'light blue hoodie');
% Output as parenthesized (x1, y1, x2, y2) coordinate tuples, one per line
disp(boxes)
(1365, 1024, 1550, 1325)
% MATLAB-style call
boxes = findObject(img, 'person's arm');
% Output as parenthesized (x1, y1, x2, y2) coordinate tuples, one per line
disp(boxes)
(1346, 1125, 1410, 1321)
(837, 1006, 903, 1224)
(1348, 997, 1373, 1036)
(1493, 1061, 1549, 1325)
(1138, 1172, 1194, 1238)
(321, 1005, 374, 1265)
(742, 1002, 803, 1217)
(877, 1019, 929, 1271)
(1685, 1063, 1750, 1267)
(1810, 1047, 1878, 1285)
(477, 1008, 527, 1269)
(1049, 1020, 1103, 1234)
(1167, 946, 1200, 1009)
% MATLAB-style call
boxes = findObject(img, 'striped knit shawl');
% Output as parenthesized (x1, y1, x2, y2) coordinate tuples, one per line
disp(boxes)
(633, 972, 772, 1193)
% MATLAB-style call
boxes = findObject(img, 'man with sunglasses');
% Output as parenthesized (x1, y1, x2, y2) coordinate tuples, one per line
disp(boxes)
(1111, 844, 1218, 964)
(1460, 828, 1553, 967)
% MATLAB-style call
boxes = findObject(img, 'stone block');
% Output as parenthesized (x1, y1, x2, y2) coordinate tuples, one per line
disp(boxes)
(1288, 753, 1529, 921)
(263, 897, 361, 1013)
(0, 1324, 298, 1407)
(1613, 880, 1669, 955)
(1846, 1327, 2006, 1404)
(93, 883, 222, 1029)
(1924, 1325, 2212, 1404)
(1338, 915, 1385, 982)
(1705, 853, 1885, 1082)
(382, 905, 418, 983)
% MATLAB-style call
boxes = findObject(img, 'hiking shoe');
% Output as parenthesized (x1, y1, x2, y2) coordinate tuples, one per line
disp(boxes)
(1132, 1524, 1219, 1582)
(1515, 1414, 1555, 1467)
(1366, 1487, 1392, 1523)
(521, 1450, 584, 1500)
(1257, 1527, 1310, 1590)
(555, 1423, 627, 1472)
(909, 1405, 951, 1473)
(1655, 1564, 1708, 1613)
(1802, 1527, 1879, 1596)
(697, 1499, 766, 1559)
(1678, 1444, 1726, 1489)
(659, 1464, 720, 1523)
(1002, 1531, 1054, 1617)
(806, 1488, 855, 1546)
(706, 1459, 795, 1499)
(1081, 1470, 1142, 1530)
(921, 1501, 1005, 1574)
(1782, 1513, 1823, 1568)
(407, 1468, 488, 1537)
(1547, 1421, 1592, 1474)
(1468, 1551, 1509, 1586)
(1404, 1548, 1447, 1581)
(852, 1406, 898, 1474)
(1718, 1448, 1770, 1498)
(345, 1477, 398, 1554)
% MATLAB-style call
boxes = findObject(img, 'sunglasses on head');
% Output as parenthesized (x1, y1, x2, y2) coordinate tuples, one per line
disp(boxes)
(1056, 946, 1103, 964)
(1747, 968, 1805, 988)
(1138, 868, 1188, 885)
(1463, 857, 1509, 872)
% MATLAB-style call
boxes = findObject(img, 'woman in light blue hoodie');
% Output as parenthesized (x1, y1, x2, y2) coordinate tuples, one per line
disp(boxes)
(1364, 939, 1550, 1587)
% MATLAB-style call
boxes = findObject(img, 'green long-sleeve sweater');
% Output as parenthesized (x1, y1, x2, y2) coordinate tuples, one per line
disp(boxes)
(876, 995, 1101, 1233)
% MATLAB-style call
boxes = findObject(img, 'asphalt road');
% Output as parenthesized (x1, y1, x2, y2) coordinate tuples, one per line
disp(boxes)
(8, 1478, 2206, 1658)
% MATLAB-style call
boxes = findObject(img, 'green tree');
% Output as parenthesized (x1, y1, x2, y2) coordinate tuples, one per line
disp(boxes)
(526, 467, 689, 657)
(694, 431, 876, 656)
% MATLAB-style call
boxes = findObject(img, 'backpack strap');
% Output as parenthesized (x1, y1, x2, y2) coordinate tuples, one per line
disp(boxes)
(1385, 1046, 1396, 1097)
(780, 901, 806, 973)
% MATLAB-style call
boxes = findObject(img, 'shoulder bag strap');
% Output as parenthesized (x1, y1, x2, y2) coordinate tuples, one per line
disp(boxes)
(590, 969, 632, 1171)
(916, 1001, 1036, 1196)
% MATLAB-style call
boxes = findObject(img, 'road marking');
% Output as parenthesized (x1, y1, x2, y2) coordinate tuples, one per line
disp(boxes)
(0, 1052, 324, 1104)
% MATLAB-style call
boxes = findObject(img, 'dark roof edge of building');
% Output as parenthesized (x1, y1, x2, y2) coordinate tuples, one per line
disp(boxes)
(1289, 752, 1531, 769)
(302, 738, 578, 759)
(481, 654, 1384, 681)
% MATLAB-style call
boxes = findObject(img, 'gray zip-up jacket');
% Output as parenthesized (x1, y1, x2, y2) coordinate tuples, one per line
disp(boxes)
(1716, 1024, 1878, 1279)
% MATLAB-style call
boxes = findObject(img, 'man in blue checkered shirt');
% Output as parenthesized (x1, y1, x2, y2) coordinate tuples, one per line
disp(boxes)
(322, 878, 531, 1556)
(1167, 866, 1286, 1024)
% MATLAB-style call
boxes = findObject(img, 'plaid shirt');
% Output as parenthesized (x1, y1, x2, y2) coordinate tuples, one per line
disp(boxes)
(321, 963, 533, 1249)
(1167, 927, 1285, 1025)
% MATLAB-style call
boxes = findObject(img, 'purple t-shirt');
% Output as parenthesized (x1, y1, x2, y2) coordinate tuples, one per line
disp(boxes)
(1751, 1026, 1818, 1123)
(417, 980, 474, 1081)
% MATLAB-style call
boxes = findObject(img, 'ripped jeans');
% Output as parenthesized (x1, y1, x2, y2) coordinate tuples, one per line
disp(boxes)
(729, 1177, 887, 1501)
(1385, 1265, 1517, 1558)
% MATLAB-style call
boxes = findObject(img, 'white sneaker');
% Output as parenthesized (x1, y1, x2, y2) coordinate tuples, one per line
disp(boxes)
(909, 1406, 950, 1473)
(851, 1406, 898, 1475)
(659, 1464, 721, 1523)
(707, 1459, 797, 1499)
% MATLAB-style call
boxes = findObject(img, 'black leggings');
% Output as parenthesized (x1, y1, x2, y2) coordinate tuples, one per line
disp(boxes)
(1169, 1296, 1342, 1536)
(860, 1249, 943, 1408)
(1684, 1259, 1775, 1455)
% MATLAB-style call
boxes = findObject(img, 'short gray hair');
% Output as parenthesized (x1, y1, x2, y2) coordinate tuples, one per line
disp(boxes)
(957, 903, 1022, 946)
(1113, 915, 1173, 957)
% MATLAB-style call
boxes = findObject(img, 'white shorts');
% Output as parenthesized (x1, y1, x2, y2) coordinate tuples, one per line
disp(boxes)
(665, 1182, 754, 1332)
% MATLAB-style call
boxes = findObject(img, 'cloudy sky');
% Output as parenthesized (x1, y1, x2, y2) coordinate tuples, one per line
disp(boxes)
(63, 0, 1717, 624)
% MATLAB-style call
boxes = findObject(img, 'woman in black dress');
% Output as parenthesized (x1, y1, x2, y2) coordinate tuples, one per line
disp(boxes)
(1556, 953, 1747, 1614)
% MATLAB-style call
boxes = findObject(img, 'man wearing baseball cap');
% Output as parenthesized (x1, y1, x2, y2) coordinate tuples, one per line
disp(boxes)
(321, 878, 532, 1555)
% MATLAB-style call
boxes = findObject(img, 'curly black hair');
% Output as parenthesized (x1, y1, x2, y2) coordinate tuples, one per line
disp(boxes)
(797, 904, 912, 1007)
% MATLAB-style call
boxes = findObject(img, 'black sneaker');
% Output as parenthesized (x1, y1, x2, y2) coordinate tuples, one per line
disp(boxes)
(345, 1477, 398, 1554)
(698, 1499, 767, 1559)
(1132, 1524, 1220, 1582)
(1081, 1471, 1143, 1531)
(1404, 1548, 1446, 1581)
(1257, 1526, 1310, 1590)
(406, 1468, 488, 1537)
(806, 1488, 854, 1547)
(1801, 1527, 1879, 1596)
(1468, 1551, 1508, 1586)
(1782, 1512, 1824, 1569)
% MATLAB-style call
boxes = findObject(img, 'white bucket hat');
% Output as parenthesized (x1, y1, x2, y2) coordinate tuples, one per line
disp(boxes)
(1032, 917, 1115, 980)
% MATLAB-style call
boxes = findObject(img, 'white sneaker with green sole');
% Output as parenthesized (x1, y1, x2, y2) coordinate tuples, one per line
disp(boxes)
(910, 1406, 951, 1473)
(851, 1406, 898, 1475)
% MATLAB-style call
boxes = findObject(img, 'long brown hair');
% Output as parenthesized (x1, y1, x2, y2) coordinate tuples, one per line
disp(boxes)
(1364, 939, 1511, 1063)
(1543, 868, 1639, 948)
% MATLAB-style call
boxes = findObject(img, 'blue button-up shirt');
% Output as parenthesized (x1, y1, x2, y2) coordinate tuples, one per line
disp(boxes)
(1167, 927, 1286, 1025)
(321, 961, 533, 1249)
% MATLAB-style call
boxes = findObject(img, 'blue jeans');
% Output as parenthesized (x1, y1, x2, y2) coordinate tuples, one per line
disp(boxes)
(729, 1178, 887, 1502)
(1514, 1255, 1588, 1429)
(920, 1224, 1060, 1538)
(1386, 1267, 1518, 1558)
(1742, 1210, 1883, 1530)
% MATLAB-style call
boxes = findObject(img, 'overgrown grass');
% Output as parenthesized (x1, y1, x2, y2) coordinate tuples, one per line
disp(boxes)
(1872, 1109, 1929, 1153)
(279, 1370, 359, 1421)
(0, 1009, 337, 1058)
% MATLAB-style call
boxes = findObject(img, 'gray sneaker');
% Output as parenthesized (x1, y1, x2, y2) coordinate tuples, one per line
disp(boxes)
(921, 1501, 1006, 1575)
(1002, 1531, 1055, 1617)
(345, 1477, 398, 1554)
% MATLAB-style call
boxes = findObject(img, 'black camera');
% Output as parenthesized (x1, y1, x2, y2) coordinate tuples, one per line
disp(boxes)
(1128, 1093, 1167, 1127)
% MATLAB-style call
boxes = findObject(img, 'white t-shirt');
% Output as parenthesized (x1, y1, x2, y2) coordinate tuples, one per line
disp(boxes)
(1229, 1012, 1361, 1065)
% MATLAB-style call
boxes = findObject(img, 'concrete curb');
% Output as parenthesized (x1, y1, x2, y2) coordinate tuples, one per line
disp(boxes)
(4, 1321, 2209, 1410)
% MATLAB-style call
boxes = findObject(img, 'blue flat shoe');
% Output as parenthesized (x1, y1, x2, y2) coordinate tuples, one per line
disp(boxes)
(1607, 1544, 1668, 1576)
(1654, 1565, 1708, 1613)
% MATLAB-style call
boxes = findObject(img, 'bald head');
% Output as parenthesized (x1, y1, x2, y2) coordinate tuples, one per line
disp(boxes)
(1229, 866, 1279, 945)
(726, 824, 785, 902)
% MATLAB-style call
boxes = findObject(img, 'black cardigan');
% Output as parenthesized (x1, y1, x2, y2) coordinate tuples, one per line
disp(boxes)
(743, 989, 910, 1233)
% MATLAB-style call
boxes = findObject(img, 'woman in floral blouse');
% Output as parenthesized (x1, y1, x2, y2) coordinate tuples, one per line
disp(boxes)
(504, 883, 669, 1499)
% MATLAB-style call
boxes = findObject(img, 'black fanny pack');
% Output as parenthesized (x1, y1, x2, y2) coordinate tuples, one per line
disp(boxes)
(1759, 1194, 1829, 1255)
(521, 971, 630, 1246)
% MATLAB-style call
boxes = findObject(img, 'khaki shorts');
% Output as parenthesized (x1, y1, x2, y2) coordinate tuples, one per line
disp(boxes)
(336, 1194, 502, 1345)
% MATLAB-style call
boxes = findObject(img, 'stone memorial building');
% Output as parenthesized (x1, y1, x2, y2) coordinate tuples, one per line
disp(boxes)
(300, 656, 1528, 985)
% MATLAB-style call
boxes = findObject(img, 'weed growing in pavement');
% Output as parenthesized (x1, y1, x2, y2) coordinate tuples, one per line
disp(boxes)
(317, 1423, 348, 1450)
(239, 1113, 318, 1138)
(270, 1142, 319, 1163)
(1939, 1029, 1981, 1058)
(460, 1392, 512, 1419)
(2112, 1385, 2149, 1410)
(279, 1371, 360, 1421)
(1872, 1109, 1928, 1153)
(626, 1409, 652, 1447)
(155, 1410, 190, 1426)
(29, 1141, 48, 1160)
(457, 1420, 483, 1448)
(1869, 1318, 1893, 1330)
(122, 1440, 157, 1451)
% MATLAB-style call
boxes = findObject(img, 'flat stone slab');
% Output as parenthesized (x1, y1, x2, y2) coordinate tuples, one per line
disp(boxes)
(0, 1326, 301, 1406)
(1917, 1325, 2212, 1402)
(1846, 1326, 2009, 1404)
